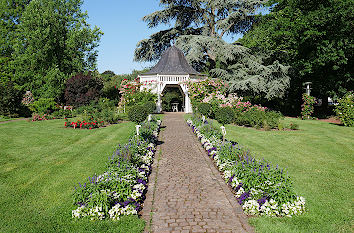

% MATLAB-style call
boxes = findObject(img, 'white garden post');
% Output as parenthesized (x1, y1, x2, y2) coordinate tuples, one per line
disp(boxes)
(304, 82, 312, 96)
(220, 126, 226, 143)
(202, 115, 206, 123)
(148, 114, 152, 122)
(136, 125, 141, 136)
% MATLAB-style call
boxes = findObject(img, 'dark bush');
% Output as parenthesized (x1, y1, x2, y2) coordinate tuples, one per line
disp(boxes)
(197, 103, 212, 117)
(64, 73, 103, 107)
(0, 80, 23, 117)
(215, 107, 235, 125)
(144, 101, 156, 114)
(128, 105, 148, 124)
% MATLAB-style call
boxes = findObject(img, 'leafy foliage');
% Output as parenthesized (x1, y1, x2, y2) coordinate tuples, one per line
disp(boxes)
(161, 89, 182, 112)
(335, 92, 354, 127)
(135, 0, 291, 99)
(197, 103, 212, 117)
(144, 101, 156, 114)
(64, 73, 103, 107)
(241, 0, 354, 99)
(215, 107, 235, 125)
(301, 94, 315, 120)
(2, 0, 102, 101)
(0, 79, 23, 116)
(234, 108, 283, 129)
(128, 105, 148, 124)
(29, 98, 58, 114)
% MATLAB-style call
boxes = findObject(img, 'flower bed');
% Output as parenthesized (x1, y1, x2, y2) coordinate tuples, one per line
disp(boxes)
(32, 113, 56, 121)
(186, 115, 305, 217)
(72, 117, 161, 220)
(64, 118, 104, 129)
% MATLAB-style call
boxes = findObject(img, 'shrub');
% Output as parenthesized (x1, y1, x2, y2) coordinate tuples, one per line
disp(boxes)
(51, 108, 73, 118)
(277, 122, 284, 130)
(264, 110, 283, 129)
(215, 107, 235, 125)
(197, 103, 212, 117)
(335, 92, 354, 127)
(64, 73, 103, 107)
(0, 80, 23, 117)
(128, 105, 148, 124)
(234, 108, 282, 129)
(289, 122, 299, 130)
(29, 98, 58, 114)
(242, 108, 264, 127)
(144, 101, 156, 114)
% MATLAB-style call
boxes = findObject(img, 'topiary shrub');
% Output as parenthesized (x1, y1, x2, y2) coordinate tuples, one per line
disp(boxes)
(335, 91, 354, 127)
(64, 73, 103, 107)
(197, 103, 212, 117)
(144, 101, 156, 114)
(215, 107, 235, 125)
(128, 105, 148, 124)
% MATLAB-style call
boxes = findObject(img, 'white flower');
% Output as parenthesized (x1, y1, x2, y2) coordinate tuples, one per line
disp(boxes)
(235, 187, 245, 198)
(242, 200, 260, 215)
(72, 206, 86, 218)
(109, 204, 137, 221)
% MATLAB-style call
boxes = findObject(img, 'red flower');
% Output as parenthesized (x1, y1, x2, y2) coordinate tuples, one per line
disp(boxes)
(89, 127, 92, 130)
(64, 122, 67, 126)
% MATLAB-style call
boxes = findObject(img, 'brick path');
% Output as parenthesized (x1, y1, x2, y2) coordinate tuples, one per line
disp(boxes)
(141, 113, 253, 233)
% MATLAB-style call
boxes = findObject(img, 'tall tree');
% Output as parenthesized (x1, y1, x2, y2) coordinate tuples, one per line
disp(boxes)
(135, 0, 291, 99)
(12, 0, 103, 100)
(0, 0, 30, 80)
(241, 0, 354, 101)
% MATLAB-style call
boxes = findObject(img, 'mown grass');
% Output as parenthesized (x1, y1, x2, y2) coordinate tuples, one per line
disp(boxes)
(222, 117, 353, 232)
(0, 116, 25, 122)
(0, 119, 145, 232)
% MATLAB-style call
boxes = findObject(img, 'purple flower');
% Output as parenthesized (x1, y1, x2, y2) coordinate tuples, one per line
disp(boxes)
(228, 175, 235, 184)
(238, 191, 250, 204)
(257, 197, 267, 209)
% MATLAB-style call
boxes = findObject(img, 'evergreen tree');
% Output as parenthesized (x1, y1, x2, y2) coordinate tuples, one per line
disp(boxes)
(135, 0, 291, 99)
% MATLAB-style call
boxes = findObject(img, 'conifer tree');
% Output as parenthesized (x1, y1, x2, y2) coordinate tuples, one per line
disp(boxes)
(135, 0, 290, 99)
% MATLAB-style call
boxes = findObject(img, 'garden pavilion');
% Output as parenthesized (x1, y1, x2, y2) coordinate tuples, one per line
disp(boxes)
(138, 45, 205, 113)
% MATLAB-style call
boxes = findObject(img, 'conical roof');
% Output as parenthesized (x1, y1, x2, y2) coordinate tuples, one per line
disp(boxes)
(144, 46, 200, 75)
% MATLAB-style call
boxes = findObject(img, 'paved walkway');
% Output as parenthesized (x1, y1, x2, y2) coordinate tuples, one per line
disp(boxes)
(142, 113, 253, 233)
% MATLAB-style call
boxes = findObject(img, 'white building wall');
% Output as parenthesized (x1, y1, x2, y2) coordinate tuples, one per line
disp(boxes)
(138, 74, 198, 113)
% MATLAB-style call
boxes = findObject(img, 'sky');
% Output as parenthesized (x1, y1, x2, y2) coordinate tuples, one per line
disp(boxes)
(81, 0, 253, 75)
(81, 0, 168, 75)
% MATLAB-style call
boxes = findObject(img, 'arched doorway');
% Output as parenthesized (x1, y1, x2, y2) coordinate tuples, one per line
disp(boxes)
(161, 84, 185, 112)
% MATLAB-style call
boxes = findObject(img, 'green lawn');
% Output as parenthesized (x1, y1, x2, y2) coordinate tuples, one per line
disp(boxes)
(0, 116, 25, 122)
(223, 118, 353, 232)
(0, 119, 145, 232)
